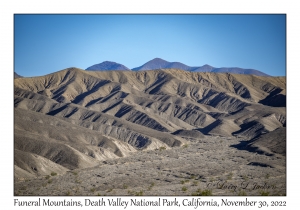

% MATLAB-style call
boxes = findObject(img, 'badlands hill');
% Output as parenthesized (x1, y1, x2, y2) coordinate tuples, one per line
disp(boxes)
(14, 68, 286, 180)
(14, 72, 22, 79)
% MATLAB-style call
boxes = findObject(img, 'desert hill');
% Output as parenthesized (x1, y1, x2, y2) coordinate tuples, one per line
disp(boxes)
(14, 67, 285, 180)
(232, 127, 286, 156)
(14, 72, 22, 79)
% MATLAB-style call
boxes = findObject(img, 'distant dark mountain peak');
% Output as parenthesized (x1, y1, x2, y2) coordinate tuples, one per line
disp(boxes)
(203, 64, 214, 68)
(86, 61, 130, 71)
(132, 58, 170, 71)
(191, 64, 215, 72)
(132, 58, 191, 71)
(152, 58, 167, 62)
(86, 58, 270, 76)
(132, 58, 270, 76)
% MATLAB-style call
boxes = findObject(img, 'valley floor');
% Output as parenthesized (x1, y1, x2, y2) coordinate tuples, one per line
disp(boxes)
(14, 136, 286, 196)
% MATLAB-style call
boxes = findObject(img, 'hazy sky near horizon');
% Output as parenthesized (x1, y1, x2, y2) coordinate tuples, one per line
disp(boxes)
(14, 14, 286, 77)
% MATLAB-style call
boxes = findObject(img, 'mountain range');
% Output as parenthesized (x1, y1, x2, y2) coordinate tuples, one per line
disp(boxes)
(85, 58, 270, 76)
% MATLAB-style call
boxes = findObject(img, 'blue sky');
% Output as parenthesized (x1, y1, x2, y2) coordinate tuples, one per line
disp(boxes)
(14, 14, 286, 77)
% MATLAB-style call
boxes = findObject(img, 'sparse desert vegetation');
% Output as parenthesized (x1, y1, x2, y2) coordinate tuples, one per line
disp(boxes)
(14, 135, 286, 196)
